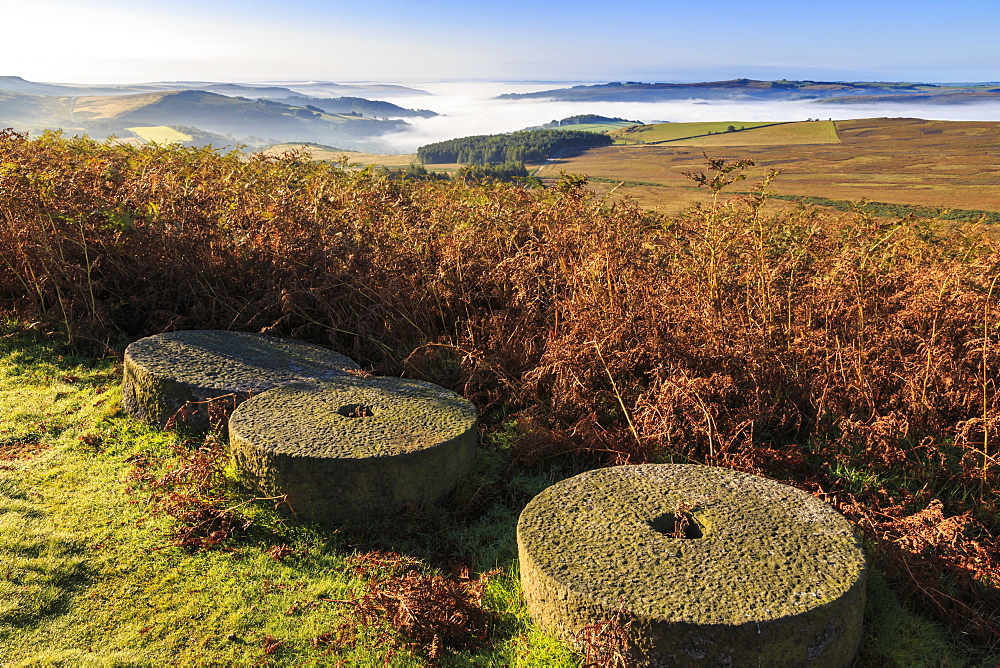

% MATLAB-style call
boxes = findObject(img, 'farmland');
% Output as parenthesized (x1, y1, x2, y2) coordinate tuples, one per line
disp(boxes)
(613, 120, 787, 143)
(538, 118, 1000, 216)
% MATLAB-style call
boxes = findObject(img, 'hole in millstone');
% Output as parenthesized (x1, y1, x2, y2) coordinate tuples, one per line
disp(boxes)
(649, 512, 703, 539)
(338, 404, 375, 418)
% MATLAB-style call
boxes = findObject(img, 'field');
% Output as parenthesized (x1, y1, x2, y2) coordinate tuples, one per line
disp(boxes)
(128, 125, 194, 143)
(612, 120, 783, 143)
(540, 118, 1000, 216)
(1, 132, 998, 665)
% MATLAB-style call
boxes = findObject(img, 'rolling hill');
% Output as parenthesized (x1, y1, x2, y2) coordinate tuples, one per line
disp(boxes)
(0, 89, 410, 148)
(0, 77, 432, 100)
(272, 96, 438, 118)
(497, 79, 1000, 104)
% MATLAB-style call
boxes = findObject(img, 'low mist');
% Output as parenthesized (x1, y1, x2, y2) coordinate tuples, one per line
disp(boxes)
(369, 81, 1000, 155)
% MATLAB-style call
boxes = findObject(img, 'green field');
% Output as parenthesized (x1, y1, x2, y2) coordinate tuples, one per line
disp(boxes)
(128, 126, 194, 144)
(668, 120, 840, 146)
(612, 121, 780, 143)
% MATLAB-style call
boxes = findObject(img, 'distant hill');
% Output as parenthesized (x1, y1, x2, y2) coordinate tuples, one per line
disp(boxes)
(0, 89, 409, 148)
(274, 97, 438, 118)
(274, 82, 432, 98)
(497, 79, 1000, 104)
(0, 77, 433, 100)
(80, 90, 407, 141)
(0, 76, 153, 97)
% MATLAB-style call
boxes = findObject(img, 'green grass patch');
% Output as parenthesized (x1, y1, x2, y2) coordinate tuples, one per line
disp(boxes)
(612, 120, 841, 146)
(611, 120, 778, 143)
(0, 322, 989, 665)
(0, 324, 583, 665)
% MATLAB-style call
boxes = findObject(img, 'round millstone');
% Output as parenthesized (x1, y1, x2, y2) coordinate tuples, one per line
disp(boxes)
(122, 330, 361, 431)
(517, 464, 867, 667)
(228, 376, 478, 524)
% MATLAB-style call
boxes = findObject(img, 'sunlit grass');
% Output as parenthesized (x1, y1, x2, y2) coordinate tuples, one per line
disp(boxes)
(0, 324, 983, 666)
(128, 126, 193, 144)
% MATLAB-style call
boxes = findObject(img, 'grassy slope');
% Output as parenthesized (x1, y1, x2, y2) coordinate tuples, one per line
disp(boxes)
(611, 121, 778, 143)
(0, 325, 968, 666)
(667, 120, 840, 146)
(128, 126, 194, 144)
(73, 92, 174, 121)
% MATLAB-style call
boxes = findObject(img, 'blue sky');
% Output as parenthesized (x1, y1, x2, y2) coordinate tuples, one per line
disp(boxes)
(3, 0, 998, 83)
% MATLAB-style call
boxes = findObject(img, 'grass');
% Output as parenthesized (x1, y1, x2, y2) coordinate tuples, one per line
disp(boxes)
(72, 92, 174, 121)
(611, 121, 779, 143)
(0, 324, 976, 666)
(668, 120, 840, 146)
(128, 126, 194, 144)
(0, 328, 582, 665)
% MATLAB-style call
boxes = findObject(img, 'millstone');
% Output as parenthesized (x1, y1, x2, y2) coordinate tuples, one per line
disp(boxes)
(122, 330, 361, 431)
(228, 376, 478, 524)
(517, 464, 867, 667)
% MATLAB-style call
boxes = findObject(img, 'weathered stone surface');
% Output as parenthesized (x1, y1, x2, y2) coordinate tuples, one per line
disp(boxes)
(228, 376, 478, 524)
(517, 464, 867, 667)
(121, 330, 361, 431)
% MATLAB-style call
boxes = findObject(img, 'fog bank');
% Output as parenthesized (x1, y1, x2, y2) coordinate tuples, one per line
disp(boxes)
(369, 81, 1000, 154)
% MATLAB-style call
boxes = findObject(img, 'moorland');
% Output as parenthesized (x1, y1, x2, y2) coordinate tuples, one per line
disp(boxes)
(526, 117, 1000, 218)
(0, 127, 998, 665)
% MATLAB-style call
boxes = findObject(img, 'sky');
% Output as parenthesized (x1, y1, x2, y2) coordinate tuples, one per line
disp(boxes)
(2, 0, 999, 84)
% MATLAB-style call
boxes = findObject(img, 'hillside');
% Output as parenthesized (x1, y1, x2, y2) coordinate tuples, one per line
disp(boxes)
(0, 77, 432, 99)
(498, 78, 1000, 104)
(273, 96, 437, 118)
(538, 118, 1000, 216)
(0, 89, 410, 148)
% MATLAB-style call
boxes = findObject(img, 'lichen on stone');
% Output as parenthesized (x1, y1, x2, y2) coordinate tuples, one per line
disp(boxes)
(121, 330, 361, 430)
(228, 376, 478, 524)
(517, 464, 867, 666)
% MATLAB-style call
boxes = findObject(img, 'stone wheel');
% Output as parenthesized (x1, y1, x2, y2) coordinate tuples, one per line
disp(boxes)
(517, 464, 867, 667)
(228, 376, 478, 524)
(122, 330, 361, 431)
